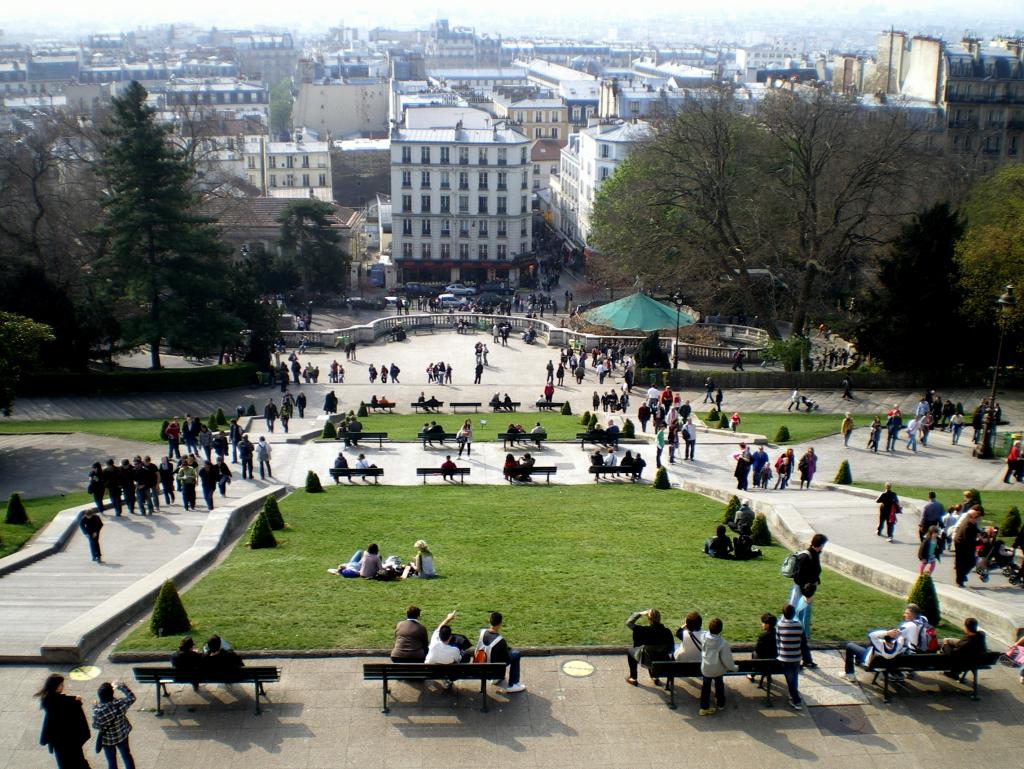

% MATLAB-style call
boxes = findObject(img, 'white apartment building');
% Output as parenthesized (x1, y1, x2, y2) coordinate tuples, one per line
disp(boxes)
(244, 138, 333, 201)
(551, 119, 651, 249)
(390, 107, 532, 284)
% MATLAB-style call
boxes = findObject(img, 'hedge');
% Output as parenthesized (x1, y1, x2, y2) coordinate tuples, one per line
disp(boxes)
(21, 363, 258, 396)
(634, 367, 992, 391)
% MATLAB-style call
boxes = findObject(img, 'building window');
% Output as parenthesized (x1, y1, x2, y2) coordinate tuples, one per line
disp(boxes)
(521, 195, 528, 214)
(478, 244, 488, 259)
(459, 219, 470, 236)
(247, 157, 256, 169)
(478, 171, 489, 189)
(402, 242, 412, 257)
(318, 174, 326, 187)
(533, 179, 540, 189)
(535, 127, 542, 138)
(440, 195, 450, 213)
(421, 195, 431, 213)
(301, 173, 310, 188)
(459, 195, 469, 213)
(459, 243, 469, 258)
(520, 221, 528, 237)
(497, 171, 508, 190)
(600, 143, 610, 159)
(422, 243, 432, 258)
(401, 146, 412, 164)
(441, 219, 451, 236)
(421, 220, 431, 235)
(269, 156, 277, 168)
(441, 243, 451, 259)
(497, 196, 507, 214)
(572, 107, 581, 121)
(402, 219, 412, 235)
(269, 174, 277, 187)
(440, 171, 450, 189)
(599, 167, 609, 181)
(459, 147, 470, 165)
(420, 146, 430, 164)
(440, 147, 450, 164)
(459, 172, 469, 190)
(421, 171, 430, 187)
(497, 148, 507, 165)
(497, 220, 507, 237)
(302, 155, 310, 168)
(535, 110, 543, 123)
(551, 127, 559, 139)
(533, 164, 540, 175)
(285, 174, 294, 187)
(478, 148, 488, 165)
(286, 156, 294, 168)
(402, 195, 412, 213)
(401, 171, 411, 188)
(479, 221, 489, 236)
(497, 244, 507, 259)
(521, 147, 527, 164)
(478, 196, 488, 214)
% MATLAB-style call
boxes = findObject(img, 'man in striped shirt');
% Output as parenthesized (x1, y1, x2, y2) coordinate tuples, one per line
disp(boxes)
(777, 604, 805, 710)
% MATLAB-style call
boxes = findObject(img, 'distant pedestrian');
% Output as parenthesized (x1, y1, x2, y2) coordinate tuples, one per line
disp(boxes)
(91, 681, 136, 769)
(79, 508, 103, 563)
(714, 388, 724, 411)
(257, 437, 273, 479)
(840, 413, 855, 447)
(36, 674, 91, 769)
(875, 483, 900, 542)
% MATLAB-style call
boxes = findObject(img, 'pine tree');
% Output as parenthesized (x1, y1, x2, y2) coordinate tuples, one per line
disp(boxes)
(1001, 506, 1021, 537)
(580, 410, 591, 425)
(833, 460, 853, 485)
(4, 492, 28, 524)
(707, 408, 719, 423)
(305, 471, 324, 493)
(150, 579, 191, 636)
(750, 514, 772, 546)
(622, 418, 635, 438)
(246, 403, 257, 417)
(321, 421, 338, 439)
(722, 495, 740, 524)
(249, 510, 277, 549)
(907, 574, 941, 627)
(635, 330, 669, 369)
(653, 466, 671, 489)
(357, 402, 369, 417)
(774, 425, 791, 443)
(560, 401, 572, 416)
(216, 408, 227, 426)
(277, 199, 350, 293)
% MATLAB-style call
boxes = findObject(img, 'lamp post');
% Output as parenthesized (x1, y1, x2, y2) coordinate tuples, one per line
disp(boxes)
(974, 284, 1015, 459)
(671, 291, 686, 370)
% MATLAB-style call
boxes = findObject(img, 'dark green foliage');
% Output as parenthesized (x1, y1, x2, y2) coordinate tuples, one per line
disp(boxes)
(588, 413, 598, 430)
(833, 460, 853, 485)
(774, 425, 791, 443)
(0, 312, 55, 415)
(277, 199, 350, 293)
(718, 414, 729, 429)
(707, 408, 719, 423)
(23, 364, 258, 397)
(150, 579, 191, 636)
(1001, 506, 1021, 537)
(580, 410, 591, 425)
(357, 402, 368, 417)
(305, 471, 324, 493)
(263, 496, 284, 530)
(216, 408, 227, 426)
(4, 492, 28, 524)
(653, 466, 671, 489)
(321, 421, 337, 439)
(160, 420, 169, 441)
(723, 495, 740, 525)
(246, 403, 257, 417)
(907, 574, 941, 627)
(208, 413, 217, 431)
(622, 418, 635, 438)
(765, 336, 812, 372)
(634, 331, 670, 369)
(249, 510, 277, 549)
(560, 401, 572, 416)
(751, 513, 772, 546)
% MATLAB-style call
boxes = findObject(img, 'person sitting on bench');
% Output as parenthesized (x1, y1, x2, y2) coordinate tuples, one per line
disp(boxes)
(440, 456, 458, 481)
(938, 617, 987, 677)
(605, 421, 621, 442)
(530, 422, 545, 435)
(476, 611, 526, 693)
(400, 540, 436, 580)
(425, 612, 466, 665)
(506, 423, 523, 434)
(674, 612, 703, 662)
(346, 417, 363, 446)
(590, 449, 605, 467)
(426, 396, 441, 410)
(171, 636, 203, 687)
(604, 447, 618, 467)
(332, 452, 349, 480)
(417, 392, 427, 405)
(503, 453, 523, 481)
(625, 609, 674, 686)
(705, 525, 734, 559)
(844, 622, 912, 679)
(503, 394, 515, 411)
(489, 393, 503, 410)
(370, 395, 379, 406)
(390, 605, 428, 663)
(518, 453, 536, 481)
(202, 635, 243, 673)
(422, 421, 444, 445)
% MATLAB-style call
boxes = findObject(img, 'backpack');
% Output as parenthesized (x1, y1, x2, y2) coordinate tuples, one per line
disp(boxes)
(780, 550, 808, 579)
(473, 630, 502, 663)
(917, 619, 939, 653)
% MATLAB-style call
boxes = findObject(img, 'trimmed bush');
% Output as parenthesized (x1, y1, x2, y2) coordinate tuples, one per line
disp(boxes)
(357, 402, 369, 418)
(160, 420, 169, 441)
(216, 407, 227, 426)
(718, 415, 729, 430)
(907, 573, 941, 627)
(1001, 506, 1021, 537)
(722, 495, 741, 525)
(588, 413, 598, 430)
(774, 425, 791, 443)
(560, 401, 572, 416)
(245, 403, 257, 417)
(150, 579, 191, 636)
(249, 510, 277, 549)
(208, 413, 218, 431)
(833, 459, 853, 485)
(707, 408, 720, 423)
(263, 495, 284, 530)
(580, 410, 591, 426)
(4, 492, 28, 525)
(305, 470, 324, 493)
(622, 418, 636, 439)
(321, 421, 338, 439)
(751, 513, 772, 546)
(653, 466, 671, 489)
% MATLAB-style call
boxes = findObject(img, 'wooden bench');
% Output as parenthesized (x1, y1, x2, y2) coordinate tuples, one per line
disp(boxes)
(415, 467, 471, 484)
(132, 666, 280, 716)
(329, 467, 384, 484)
(490, 402, 521, 412)
(337, 431, 387, 448)
(450, 402, 482, 413)
(411, 401, 445, 413)
(589, 465, 640, 482)
(362, 662, 508, 713)
(366, 403, 396, 413)
(853, 650, 1001, 702)
(418, 431, 458, 447)
(535, 400, 565, 411)
(649, 659, 784, 709)
(505, 466, 557, 484)
(577, 431, 620, 449)
(499, 432, 547, 449)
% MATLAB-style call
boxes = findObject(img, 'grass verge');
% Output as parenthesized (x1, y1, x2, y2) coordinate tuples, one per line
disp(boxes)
(0, 493, 91, 558)
(0, 419, 164, 444)
(117, 485, 906, 652)
(701, 412, 876, 444)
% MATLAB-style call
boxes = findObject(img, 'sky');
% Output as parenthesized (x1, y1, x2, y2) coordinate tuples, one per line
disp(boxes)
(4, 0, 1023, 38)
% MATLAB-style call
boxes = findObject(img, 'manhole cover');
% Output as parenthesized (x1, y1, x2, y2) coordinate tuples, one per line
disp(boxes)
(810, 705, 875, 736)
(561, 660, 595, 678)
(68, 665, 102, 681)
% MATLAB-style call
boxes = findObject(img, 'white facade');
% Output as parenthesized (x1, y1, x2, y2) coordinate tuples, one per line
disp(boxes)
(244, 139, 333, 201)
(292, 80, 389, 139)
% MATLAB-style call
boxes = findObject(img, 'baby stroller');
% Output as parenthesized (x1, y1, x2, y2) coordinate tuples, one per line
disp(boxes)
(799, 395, 819, 411)
(974, 527, 1016, 582)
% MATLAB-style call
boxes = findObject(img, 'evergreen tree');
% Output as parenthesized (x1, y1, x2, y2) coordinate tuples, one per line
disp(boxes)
(634, 330, 669, 369)
(305, 470, 324, 493)
(150, 580, 191, 636)
(833, 460, 853, 485)
(750, 514, 772, 546)
(249, 510, 277, 549)
(5, 492, 28, 524)
(653, 467, 671, 489)
(277, 199, 349, 293)
(907, 574, 941, 627)
(263, 495, 285, 530)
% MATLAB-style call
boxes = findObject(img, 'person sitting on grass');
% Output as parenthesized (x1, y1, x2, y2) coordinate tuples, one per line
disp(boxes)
(728, 500, 756, 533)
(400, 540, 436, 580)
(625, 609, 674, 686)
(733, 529, 762, 560)
(359, 543, 383, 579)
(705, 525, 734, 559)
(440, 455, 458, 481)
(939, 617, 987, 678)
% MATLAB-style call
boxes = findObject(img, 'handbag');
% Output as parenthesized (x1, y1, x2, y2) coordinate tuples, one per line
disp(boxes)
(95, 730, 103, 754)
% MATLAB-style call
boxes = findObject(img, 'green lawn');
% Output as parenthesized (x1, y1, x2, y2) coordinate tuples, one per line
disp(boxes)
(318, 412, 600, 442)
(0, 493, 92, 558)
(700, 412, 876, 444)
(0, 419, 164, 444)
(853, 483, 1023, 529)
(118, 485, 907, 653)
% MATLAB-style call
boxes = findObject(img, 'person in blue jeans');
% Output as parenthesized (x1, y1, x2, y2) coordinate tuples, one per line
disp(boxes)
(476, 611, 526, 694)
(776, 604, 805, 710)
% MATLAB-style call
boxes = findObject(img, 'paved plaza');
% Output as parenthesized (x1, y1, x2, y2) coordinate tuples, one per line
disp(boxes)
(2, 328, 1024, 767)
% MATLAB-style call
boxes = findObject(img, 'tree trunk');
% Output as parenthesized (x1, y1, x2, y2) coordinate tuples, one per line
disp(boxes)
(790, 262, 818, 338)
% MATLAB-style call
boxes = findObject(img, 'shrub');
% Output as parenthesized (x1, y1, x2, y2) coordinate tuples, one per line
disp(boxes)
(707, 408, 720, 423)
(245, 403, 257, 417)
(774, 425, 791, 443)
(967, 488, 982, 507)
(653, 466, 671, 489)
(718, 415, 729, 430)
(635, 330, 670, 369)
(321, 421, 338, 439)
(723, 495, 740, 524)
(305, 470, 324, 493)
(560, 401, 572, 416)
(4, 492, 28, 525)
(1001, 506, 1021, 537)
(208, 413, 218, 430)
(833, 459, 853, 485)
(907, 573, 941, 627)
(249, 510, 277, 549)
(263, 495, 284, 530)
(588, 413, 598, 430)
(580, 410, 591, 425)
(357, 402, 369, 418)
(622, 418, 636, 439)
(216, 407, 227, 426)
(160, 420, 169, 441)
(751, 513, 772, 546)
(150, 580, 191, 636)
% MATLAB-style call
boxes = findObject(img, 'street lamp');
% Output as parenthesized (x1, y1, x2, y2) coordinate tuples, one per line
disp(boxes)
(974, 284, 1015, 459)
(671, 291, 686, 370)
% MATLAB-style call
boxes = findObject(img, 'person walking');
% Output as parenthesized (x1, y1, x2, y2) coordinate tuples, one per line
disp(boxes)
(840, 413, 855, 447)
(91, 681, 136, 769)
(37, 674, 91, 769)
(263, 400, 278, 433)
(238, 435, 254, 480)
(797, 449, 816, 489)
(875, 483, 900, 542)
(198, 460, 218, 511)
(176, 460, 198, 511)
(655, 424, 666, 468)
(954, 507, 984, 587)
(456, 420, 473, 458)
(474, 362, 483, 384)
(79, 509, 104, 563)
(256, 437, 273, 479)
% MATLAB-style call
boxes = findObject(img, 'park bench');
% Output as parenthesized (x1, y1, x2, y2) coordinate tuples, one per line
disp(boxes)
(297, 340, 324, 352)
(416, 467, 471, 484)
(649, 659, 784, 709)
(132, 666, 280, 716)
(577, 432, 620, 449)
(362, 662, 507, 713)
(366, 402, 396, 413)
(588, 465, 640, 482)
(412, 401, 445, 413)
(417, 431, 459, 448)
(337, 431, 388, 448)
(490, 401, 521, 412)
(505, 466, 557, 484)
(499, 432, 547, 450)
(853, 649, 1001, 702)
(450, 402, 482, 413)
(329, 467, 384, 484)
(535, 400, 565, 411)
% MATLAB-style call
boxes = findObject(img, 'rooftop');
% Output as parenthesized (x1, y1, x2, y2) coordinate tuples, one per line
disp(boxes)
(393, 127, 530, 145)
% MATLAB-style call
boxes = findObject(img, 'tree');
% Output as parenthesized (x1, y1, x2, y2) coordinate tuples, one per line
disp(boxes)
(269, 79, 294, 140)
(907, 574, 941, 627)
(305, 471, 324, 493)
(277, 199, 349, 293)
(150, 580, 191, 636)
(833, 460, 853, 485)
(94, 81, 237, 369)
(249, 510, 277, 549)
(0, 313, 54, 415)
(263, 496, 285, 530)
(5, 492, 29, 524)
(653, 467, 671, 489)
(634, 330, 669, 369)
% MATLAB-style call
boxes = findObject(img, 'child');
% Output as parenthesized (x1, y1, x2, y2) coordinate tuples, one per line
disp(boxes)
(730, 412, 741, 432)
(918, 525, 941, 575)
(698, 618, 738, 716)
(749, 613, 777, 684)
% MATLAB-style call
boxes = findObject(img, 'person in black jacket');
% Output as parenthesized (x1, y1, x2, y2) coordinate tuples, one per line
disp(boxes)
(939, 617, 987, 675)
(36, 673, 91, 769)
(88, 462, 105, 513)
(102, 459, 122, 516)
(80, 509, 103, 563)
(789, 533, 827, 605)
(118, 459, 136, 515)
(625, 609, 674, 686)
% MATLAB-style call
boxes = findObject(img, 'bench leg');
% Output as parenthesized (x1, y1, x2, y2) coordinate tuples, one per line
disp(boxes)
(971, 670, 980, 701)
(666, 677, 676, 709)
(254, 680, 262, 715)
(883, 672, 892, 703)
(382, 675, 390, 714)
(764, 674, 773, 707)
(154, 682, 163, 716)
(459, 474, 464, 484)
(481, 678, 489, 713)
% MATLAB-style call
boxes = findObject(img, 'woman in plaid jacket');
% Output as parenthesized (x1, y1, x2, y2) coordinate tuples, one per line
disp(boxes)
(91, 682, 136, 769)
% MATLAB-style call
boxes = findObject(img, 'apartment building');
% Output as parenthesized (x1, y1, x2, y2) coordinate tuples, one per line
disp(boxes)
(493, 95, 568, 143)
(244, 138, 333, 201)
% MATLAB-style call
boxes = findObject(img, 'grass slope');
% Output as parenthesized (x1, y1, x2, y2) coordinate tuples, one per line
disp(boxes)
(320, 412, 596, 442)
(702, 412, 876, 444)
(118, 486, 905, 652)
(0, 493, 92, 558)
(0, 419, 164, 444)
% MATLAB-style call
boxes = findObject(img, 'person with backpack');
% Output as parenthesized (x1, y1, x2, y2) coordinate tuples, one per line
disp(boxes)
(783, 533, 827, 606)
(475, 611, 525, 694)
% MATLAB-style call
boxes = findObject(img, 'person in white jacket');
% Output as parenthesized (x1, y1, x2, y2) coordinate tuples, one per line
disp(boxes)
(699, 618, 738, 716)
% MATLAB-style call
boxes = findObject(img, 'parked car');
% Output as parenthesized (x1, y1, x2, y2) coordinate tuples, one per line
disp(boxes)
(480, 281, 514, 295)
(400, 282, 437, 298)
(437, 293, 469, 309)
(445, 282, 477, 296)
(346, 296, 386, 310)
(476, 292, 506, 309)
